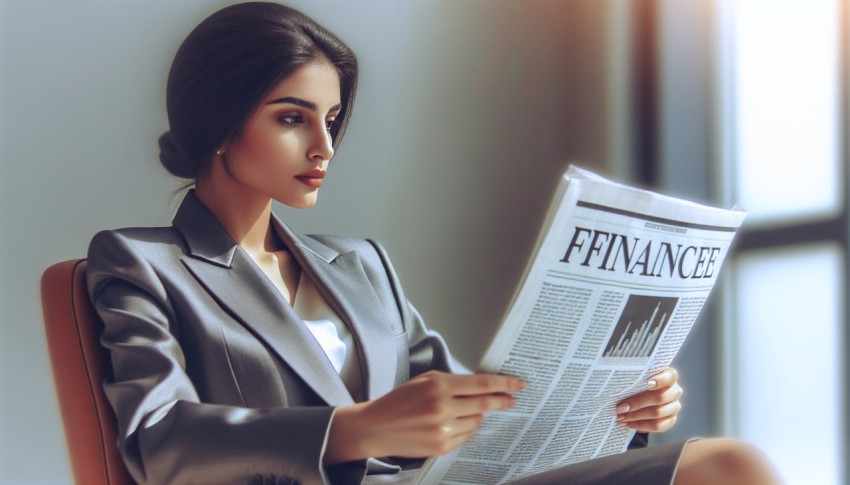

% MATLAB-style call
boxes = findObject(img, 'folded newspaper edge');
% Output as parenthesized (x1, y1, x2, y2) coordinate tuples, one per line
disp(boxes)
(413, 165, 746, 485)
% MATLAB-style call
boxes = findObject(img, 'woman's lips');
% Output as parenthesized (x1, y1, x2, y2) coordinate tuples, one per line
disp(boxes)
(295, 169, 325, 189)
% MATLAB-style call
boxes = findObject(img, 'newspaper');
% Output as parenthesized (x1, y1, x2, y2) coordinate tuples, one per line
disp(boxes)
(413, 166, 746, 485)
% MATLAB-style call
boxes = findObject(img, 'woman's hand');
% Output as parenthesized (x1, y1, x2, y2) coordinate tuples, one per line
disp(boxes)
(615, 367, 682, 433)
(324, 370, 525, 464)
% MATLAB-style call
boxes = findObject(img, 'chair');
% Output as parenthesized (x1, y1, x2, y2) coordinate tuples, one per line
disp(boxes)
(41, 259, 134, 485)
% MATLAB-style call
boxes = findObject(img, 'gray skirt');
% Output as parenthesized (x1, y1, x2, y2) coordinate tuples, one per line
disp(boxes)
(364, 440, 690, 485)
(507, 440, 689, 484)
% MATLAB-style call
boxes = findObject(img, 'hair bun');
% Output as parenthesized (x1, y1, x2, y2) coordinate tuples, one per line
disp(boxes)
(158, 131, 195, 179)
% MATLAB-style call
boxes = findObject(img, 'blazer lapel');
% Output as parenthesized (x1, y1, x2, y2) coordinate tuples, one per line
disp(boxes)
(271, 213, 398, 401)
(172, 191, 354, 406)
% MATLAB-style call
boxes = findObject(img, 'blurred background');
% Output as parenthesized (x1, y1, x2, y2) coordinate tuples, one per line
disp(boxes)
(0, 0, 846, 483)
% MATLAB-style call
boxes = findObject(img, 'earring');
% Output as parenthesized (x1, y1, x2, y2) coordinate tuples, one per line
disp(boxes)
(216, 150, 223, 156)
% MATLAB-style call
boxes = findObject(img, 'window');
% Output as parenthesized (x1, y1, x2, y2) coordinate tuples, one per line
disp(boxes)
(719, 1, 847, 483)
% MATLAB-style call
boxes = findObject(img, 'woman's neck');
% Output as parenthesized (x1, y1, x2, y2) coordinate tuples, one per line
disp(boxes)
(194, 168, 282, 255)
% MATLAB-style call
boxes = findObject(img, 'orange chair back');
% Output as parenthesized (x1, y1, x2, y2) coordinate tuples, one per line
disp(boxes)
(41, 259, 134, 485)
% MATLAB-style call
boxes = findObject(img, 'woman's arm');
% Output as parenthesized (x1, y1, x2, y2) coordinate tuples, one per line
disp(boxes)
(325, 371, 524, 464)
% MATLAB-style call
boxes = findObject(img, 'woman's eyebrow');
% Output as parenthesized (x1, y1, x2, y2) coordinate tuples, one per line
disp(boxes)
(265, 96, 341, 112)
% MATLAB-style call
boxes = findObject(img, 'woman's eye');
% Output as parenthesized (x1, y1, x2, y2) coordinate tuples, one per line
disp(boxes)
(278, 113, 302, 125)
(325, 118, 336, 132)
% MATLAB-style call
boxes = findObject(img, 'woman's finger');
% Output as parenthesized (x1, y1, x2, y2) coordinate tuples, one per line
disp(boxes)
(616, 384, 683, 414)
(424, 417, 484, 456)
(439, 428, 479, 455)
(450, 414, 486, 437)
(619, 415, 678, 433)
(453, 393, 517, 417)
(617, 399, 682, 424)
(647, 367, 679, 390)
(410, 371, 524, 401)
(433, 372, 527, 396)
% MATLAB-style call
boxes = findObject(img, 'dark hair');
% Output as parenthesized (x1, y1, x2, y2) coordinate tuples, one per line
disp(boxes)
(158, 2, 358, 179)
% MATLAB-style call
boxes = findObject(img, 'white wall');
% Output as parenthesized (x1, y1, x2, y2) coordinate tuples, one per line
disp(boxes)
(0, 1, 613, 482)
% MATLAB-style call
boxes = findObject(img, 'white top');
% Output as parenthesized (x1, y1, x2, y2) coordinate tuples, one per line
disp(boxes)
(291, 270, 363, 400)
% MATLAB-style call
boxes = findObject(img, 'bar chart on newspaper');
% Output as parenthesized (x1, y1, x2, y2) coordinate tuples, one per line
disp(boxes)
(602, 295, 678, 360)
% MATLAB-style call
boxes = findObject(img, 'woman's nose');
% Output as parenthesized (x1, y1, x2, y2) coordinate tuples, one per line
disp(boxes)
(308, 125, 334, 162)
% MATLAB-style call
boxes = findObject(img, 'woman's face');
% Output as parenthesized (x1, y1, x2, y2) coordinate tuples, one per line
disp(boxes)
(223, 62, 342, 209)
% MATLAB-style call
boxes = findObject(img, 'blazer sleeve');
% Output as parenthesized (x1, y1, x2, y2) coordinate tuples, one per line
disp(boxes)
(87, 230, 363, 485)
(364, 239, 471, 377)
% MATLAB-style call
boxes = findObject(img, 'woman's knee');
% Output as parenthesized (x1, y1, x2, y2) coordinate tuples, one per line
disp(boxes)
(675, 438, 781, 485)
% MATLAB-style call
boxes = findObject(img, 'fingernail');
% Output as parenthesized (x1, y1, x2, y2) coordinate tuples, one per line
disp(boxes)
(616, 404, 630, 413)
(647, 380, 657, 390)
(616, 415, 626, 422)
(518, 379, 528, 389)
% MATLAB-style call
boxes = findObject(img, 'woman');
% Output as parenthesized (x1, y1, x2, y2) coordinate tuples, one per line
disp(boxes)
(86, 2, 780, 484)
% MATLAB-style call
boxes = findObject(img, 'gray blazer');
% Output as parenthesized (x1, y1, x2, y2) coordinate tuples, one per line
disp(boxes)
(86, 190, 458, 485)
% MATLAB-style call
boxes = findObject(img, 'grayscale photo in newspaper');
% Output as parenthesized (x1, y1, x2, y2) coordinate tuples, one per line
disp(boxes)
(413, 166, 747, 485)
